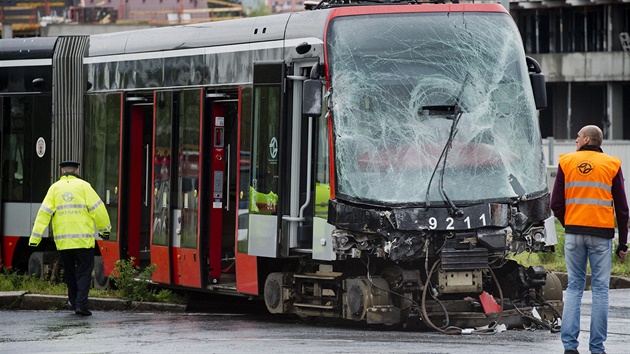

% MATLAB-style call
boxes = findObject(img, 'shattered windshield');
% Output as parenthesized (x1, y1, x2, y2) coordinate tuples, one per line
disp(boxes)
(326, 12, 547, 205)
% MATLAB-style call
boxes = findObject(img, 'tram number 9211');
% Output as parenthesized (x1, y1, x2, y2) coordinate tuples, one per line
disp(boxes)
(429, 214, 486, 230)
(393, 203, 503, 231)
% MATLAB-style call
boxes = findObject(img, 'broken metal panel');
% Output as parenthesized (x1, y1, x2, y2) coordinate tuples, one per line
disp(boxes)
(441, 249, 488, 271)
(438, 269, 484, 294)
(329, 199, 510, 234)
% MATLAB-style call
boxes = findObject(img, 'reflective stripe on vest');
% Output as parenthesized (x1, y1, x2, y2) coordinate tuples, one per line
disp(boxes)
(54, 233, 95, 240)
(88, 200, 103, 212)
(566, 198, 613, 207)
(565, 181, 611, 191)
(57, 204, 87, 210)
(39, 205, 54, 215)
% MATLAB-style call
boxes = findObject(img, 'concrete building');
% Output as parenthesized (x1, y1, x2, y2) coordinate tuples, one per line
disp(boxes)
(267, 0, 303, 14)
(80, 0, 242, 24)
(0, 0, 242, 38)
(2, 0, 627, 142)
(509, 0, 630, 140)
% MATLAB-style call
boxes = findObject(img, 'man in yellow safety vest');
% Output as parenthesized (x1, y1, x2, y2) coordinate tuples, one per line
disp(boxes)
(29, 160, 111, 316)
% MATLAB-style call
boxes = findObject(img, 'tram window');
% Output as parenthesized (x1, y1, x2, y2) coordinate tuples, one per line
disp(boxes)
(153, 91, 174, 247)
(314, 110, 330, 218)
(178, 89, 201, 249)
(250, 86, 280, 215)
(85, 94, 121, 242)
(2, 137, 24, 201)
(237, 86, 253, 253)
(2, 97, 29, 202)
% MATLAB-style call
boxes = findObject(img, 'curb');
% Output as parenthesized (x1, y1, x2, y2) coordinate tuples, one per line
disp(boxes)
(2, 274, 628, 312)
(0, 291, 187, 312)
(552, 272, 630, 290)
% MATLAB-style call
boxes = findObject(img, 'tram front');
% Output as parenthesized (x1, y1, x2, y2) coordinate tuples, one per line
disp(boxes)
(262, 4, 562, 331)
(322, 6, 561, 329)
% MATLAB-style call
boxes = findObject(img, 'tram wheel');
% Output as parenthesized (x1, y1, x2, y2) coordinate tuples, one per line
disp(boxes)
(542, 271, 563, 302)
(28, 252, 43, 278)
(92, 256, 110, 290)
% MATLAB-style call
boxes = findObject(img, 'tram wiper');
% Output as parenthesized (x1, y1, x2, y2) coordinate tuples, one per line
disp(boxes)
(423, 104, 464, 217)
(423, 75, 470, 217)
(508, 173, 526, 197)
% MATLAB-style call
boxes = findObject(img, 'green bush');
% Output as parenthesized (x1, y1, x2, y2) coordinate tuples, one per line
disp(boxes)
(109, 258, 183, 304)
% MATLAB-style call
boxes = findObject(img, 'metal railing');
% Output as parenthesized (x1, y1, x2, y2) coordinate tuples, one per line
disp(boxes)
(543, 138, 630, 201)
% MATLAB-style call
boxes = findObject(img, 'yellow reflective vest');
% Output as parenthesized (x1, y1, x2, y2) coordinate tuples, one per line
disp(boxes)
(29, 174, 112, 250)
(559, 150, 620, 230)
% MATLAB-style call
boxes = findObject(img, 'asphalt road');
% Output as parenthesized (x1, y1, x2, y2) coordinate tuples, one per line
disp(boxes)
(0, 289, 628, 354)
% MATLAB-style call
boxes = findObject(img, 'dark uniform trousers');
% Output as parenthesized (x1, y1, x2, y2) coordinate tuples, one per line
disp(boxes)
(60, 248, 95, 311)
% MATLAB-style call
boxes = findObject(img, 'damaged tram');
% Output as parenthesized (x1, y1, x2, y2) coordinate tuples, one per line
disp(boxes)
(0, 1, 562, 331)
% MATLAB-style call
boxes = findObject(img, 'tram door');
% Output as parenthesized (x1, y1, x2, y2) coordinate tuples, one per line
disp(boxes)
(202, 97, 225, 284)
(145, 89, 239, 288)
(201, 92, 240, 286)
(150, 91, 173, 283)
(172, 89, 203, 287)
(121, 94, 154, 272)
(247, 60, 320, 259)
(150, 89, 204, 287)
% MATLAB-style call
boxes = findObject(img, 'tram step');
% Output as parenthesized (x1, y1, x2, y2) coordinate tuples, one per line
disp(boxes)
(293, 274, 339, 280)
(293, 302, 336, 310)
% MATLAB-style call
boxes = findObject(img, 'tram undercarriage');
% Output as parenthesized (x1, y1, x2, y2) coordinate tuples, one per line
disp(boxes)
(263, 258, 563, 332)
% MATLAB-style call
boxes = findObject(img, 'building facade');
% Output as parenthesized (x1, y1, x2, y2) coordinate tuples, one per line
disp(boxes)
(1, 0, 628, 142)
(80, 0, 241, 24)
(0, 0, 242, 37)
(510, 0, 630, 140)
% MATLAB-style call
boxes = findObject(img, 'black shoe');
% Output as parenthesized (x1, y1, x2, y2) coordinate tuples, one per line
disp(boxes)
(75, 308, 92, 316)
(67, 301, 75, 311)
(564, 350, 579, 354)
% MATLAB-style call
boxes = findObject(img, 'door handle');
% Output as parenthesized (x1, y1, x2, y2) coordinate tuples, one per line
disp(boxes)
(225, 144, 230, 211)
(144, 144, 150, 206)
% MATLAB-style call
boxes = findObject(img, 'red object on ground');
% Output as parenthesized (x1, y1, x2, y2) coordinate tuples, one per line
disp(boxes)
(479, 291, 501, 313)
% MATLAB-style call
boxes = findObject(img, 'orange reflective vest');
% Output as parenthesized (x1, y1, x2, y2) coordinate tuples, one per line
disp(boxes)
(29, 174, 112, 250)
(559, 150, 620, 229)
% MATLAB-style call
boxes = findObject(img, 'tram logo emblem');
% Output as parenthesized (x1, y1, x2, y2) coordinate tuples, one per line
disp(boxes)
(269, 137, 278, 159)
(578, 161, 593, 175)
(36, 137, 46, 158)
(62, 192, 75, 202)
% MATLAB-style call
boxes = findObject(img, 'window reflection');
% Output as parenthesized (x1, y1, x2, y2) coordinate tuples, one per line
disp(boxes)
(153, 91, 172, 247)
(85, 94, 121, 242)
(250, 86, 280, 215)
(1, 97, 27, 202)
(178, 90, 200, 249)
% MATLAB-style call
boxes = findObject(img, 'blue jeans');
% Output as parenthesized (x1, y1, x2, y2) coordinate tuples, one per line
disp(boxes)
(561, 233, 612, 354)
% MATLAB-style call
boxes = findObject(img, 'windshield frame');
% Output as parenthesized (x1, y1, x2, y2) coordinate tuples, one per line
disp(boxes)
(325, 10, 547, 207)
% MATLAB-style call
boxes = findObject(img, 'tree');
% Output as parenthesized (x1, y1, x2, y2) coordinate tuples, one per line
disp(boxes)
(246, 0, 272, 17)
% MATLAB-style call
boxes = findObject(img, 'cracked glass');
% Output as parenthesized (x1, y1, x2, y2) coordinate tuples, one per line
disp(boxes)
(326, 12, 546, 205)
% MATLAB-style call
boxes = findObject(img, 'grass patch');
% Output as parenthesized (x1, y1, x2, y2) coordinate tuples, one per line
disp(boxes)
(1, 259, 184, 304)
(511, 221, 630, 277)
(0, 268, 67, 294)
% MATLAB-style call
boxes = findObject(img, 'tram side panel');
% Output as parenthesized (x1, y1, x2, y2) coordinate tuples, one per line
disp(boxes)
(0, 38, 56, 274)
(81, 7, 556, 332)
